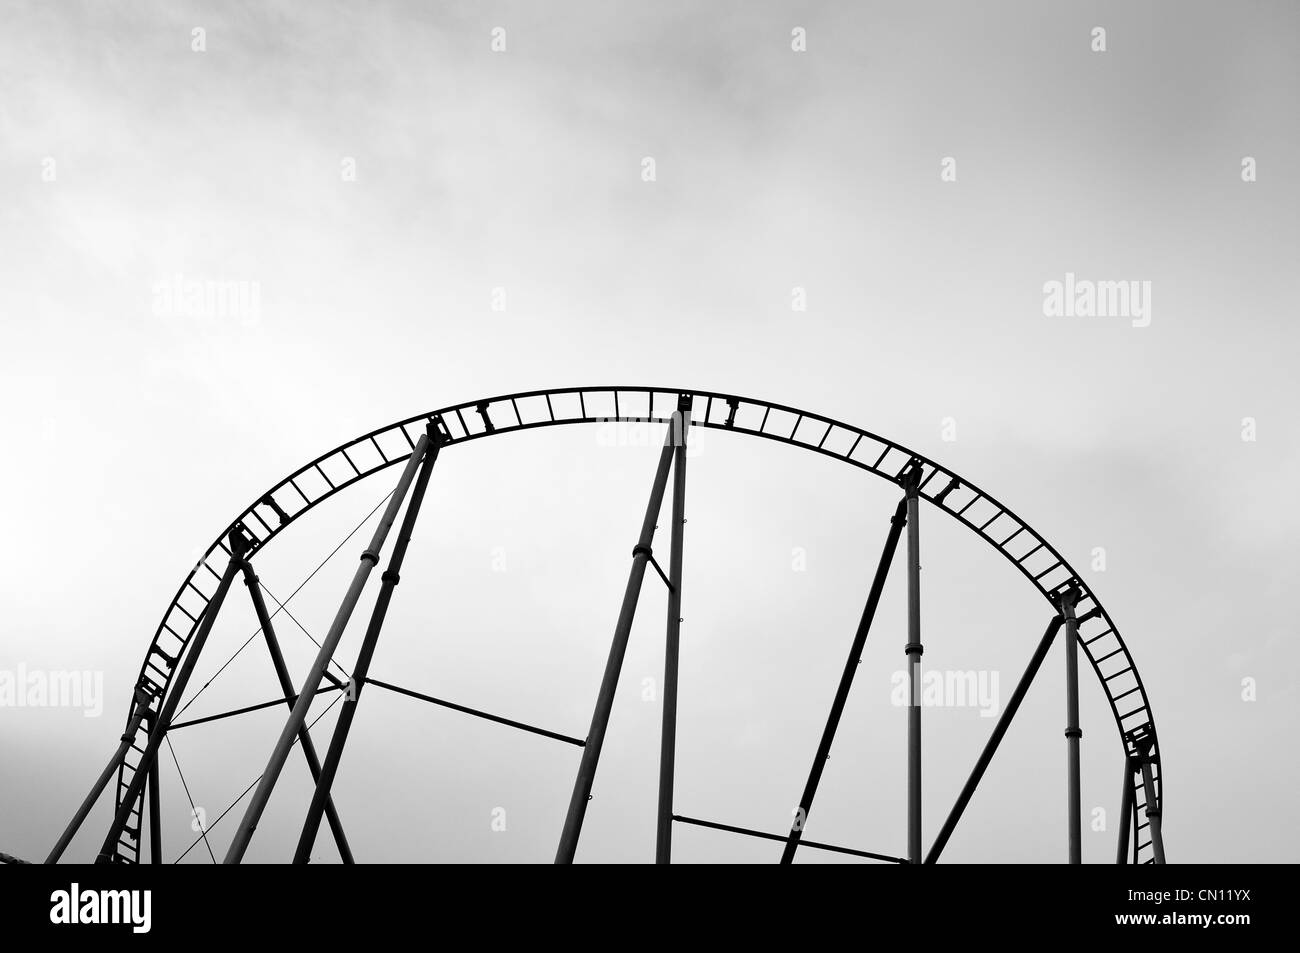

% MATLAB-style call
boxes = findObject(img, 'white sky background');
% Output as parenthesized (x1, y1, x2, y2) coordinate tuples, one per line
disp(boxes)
(1, 0, 1297, 863)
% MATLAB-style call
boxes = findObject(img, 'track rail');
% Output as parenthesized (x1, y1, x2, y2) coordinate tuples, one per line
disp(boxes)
(109, 387, 1162, 863)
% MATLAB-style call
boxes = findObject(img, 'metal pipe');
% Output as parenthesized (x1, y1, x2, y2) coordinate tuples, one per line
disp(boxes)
(241, 560, 354, 864)
(1138, 758, 1167, 864)
(555, 414, 679, 863)
(905, 467, 922, 864)
(293, 431, 441, 863)
(1116, 756, 1135, 864)
(675, 814, 907, 863)
(780, 496, 908, 864)
(365, 677, 584, 746)
(924, 615, 1062, 863)
(45, 688, 152, 863)
(1060, 587, 1083, 864)
(95, 531, 249, 863)
(224, 431, 433, 864)
(655, 398, 690, 864)
(147, 713, 162, 864)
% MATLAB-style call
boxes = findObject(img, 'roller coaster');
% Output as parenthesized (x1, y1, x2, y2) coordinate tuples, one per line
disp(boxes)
(43, 386, 1166, 865)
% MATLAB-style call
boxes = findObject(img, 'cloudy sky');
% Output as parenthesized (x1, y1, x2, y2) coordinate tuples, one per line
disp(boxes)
(1, 0, 1297, 863)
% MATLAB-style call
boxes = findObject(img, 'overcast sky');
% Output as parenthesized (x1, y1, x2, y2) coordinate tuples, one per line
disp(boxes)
(1, 0, 1297, 864)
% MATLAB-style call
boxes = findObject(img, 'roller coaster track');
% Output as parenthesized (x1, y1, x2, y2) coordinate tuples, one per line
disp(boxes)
(105, 386, 1162, 864)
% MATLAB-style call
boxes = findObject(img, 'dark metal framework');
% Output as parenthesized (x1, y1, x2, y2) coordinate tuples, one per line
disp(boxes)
(46, 386, 1165, 865)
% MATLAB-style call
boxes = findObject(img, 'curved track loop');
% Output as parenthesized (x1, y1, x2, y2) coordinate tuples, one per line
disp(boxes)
(111, 387, 1162, 863)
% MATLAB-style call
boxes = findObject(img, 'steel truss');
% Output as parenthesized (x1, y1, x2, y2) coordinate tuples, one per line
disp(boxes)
(46, 387, 1165, 864)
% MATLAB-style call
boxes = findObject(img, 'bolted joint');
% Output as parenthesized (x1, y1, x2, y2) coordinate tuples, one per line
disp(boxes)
(934, 476, 961, 506)
(1054, 583, 1082, 612)
(360, 550, 380, 566)
(1064, 727, 1083, 739)
(905, 642, 924, 657)
(631, 543, 653, 560)
(381, 570, 401, 585)
(1077, 606, 1103, 625)
(900, 460, 923, 496)
(230, 527, 252, 558)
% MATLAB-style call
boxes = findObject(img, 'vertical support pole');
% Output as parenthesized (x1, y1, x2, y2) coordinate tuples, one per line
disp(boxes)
(45, 688, 153, 863)
(924, 615, 1062, 863)
(555, 413, 679, 864)
(1059, 585, 1083, 864)
(1116, 756, 1135, 864)
(655, 395, 690, 864)
(904, 464, 923, 864)
(1137, 747, 1166, 864)
(224, 430, 433, 864)
(96, 530, 250, 863)
(780, 496, 908, 863)
(241, 560, 355, 864)
(293, 427, 442, 864)
(147, 713, 162, 864)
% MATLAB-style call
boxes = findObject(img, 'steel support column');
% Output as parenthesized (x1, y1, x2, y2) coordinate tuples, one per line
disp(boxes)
(924, 615, 1062, 863)
(1059, 586, 1083, 864)
(45, 687, 154, 863)
(293, 428, 442, 863)
(240, 560, 355, 864)
(147, 713, 162, 864)
(904, 466, 923, 864)
(655, 397, 690, 864)
(1116, 756, 1136, 864)
(95, 530, 250, 863)
(224, 429, 434, 864)
(1138, 749, 1166, 864)
(554, 413, 680, 864)
(779, 496, 908, 864)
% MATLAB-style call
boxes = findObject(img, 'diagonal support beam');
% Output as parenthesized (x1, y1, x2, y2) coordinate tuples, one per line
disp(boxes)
(924, 614, 1062, 863)
(656, 395, 690, 863)
(45, 686, 155, 863)
(293, 428, 442, 863)
(95, 529, 250, 863)
(240, 560, 354, 864)
(224, 428, 434, 864)
(365, 677, 585, 746)
(779, 496, 908, 864)
(675, 814, 907, 863)
(554, 412, 681, 864)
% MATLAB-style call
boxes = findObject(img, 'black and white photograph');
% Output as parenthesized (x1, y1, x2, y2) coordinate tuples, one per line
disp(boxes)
(0, 0, 1292, 936)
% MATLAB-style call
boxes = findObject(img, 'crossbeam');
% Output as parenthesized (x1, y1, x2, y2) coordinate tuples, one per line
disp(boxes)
(675, 814, 905, 864)
(168, 684, 343, 731)
(366, 677, 584, 747)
